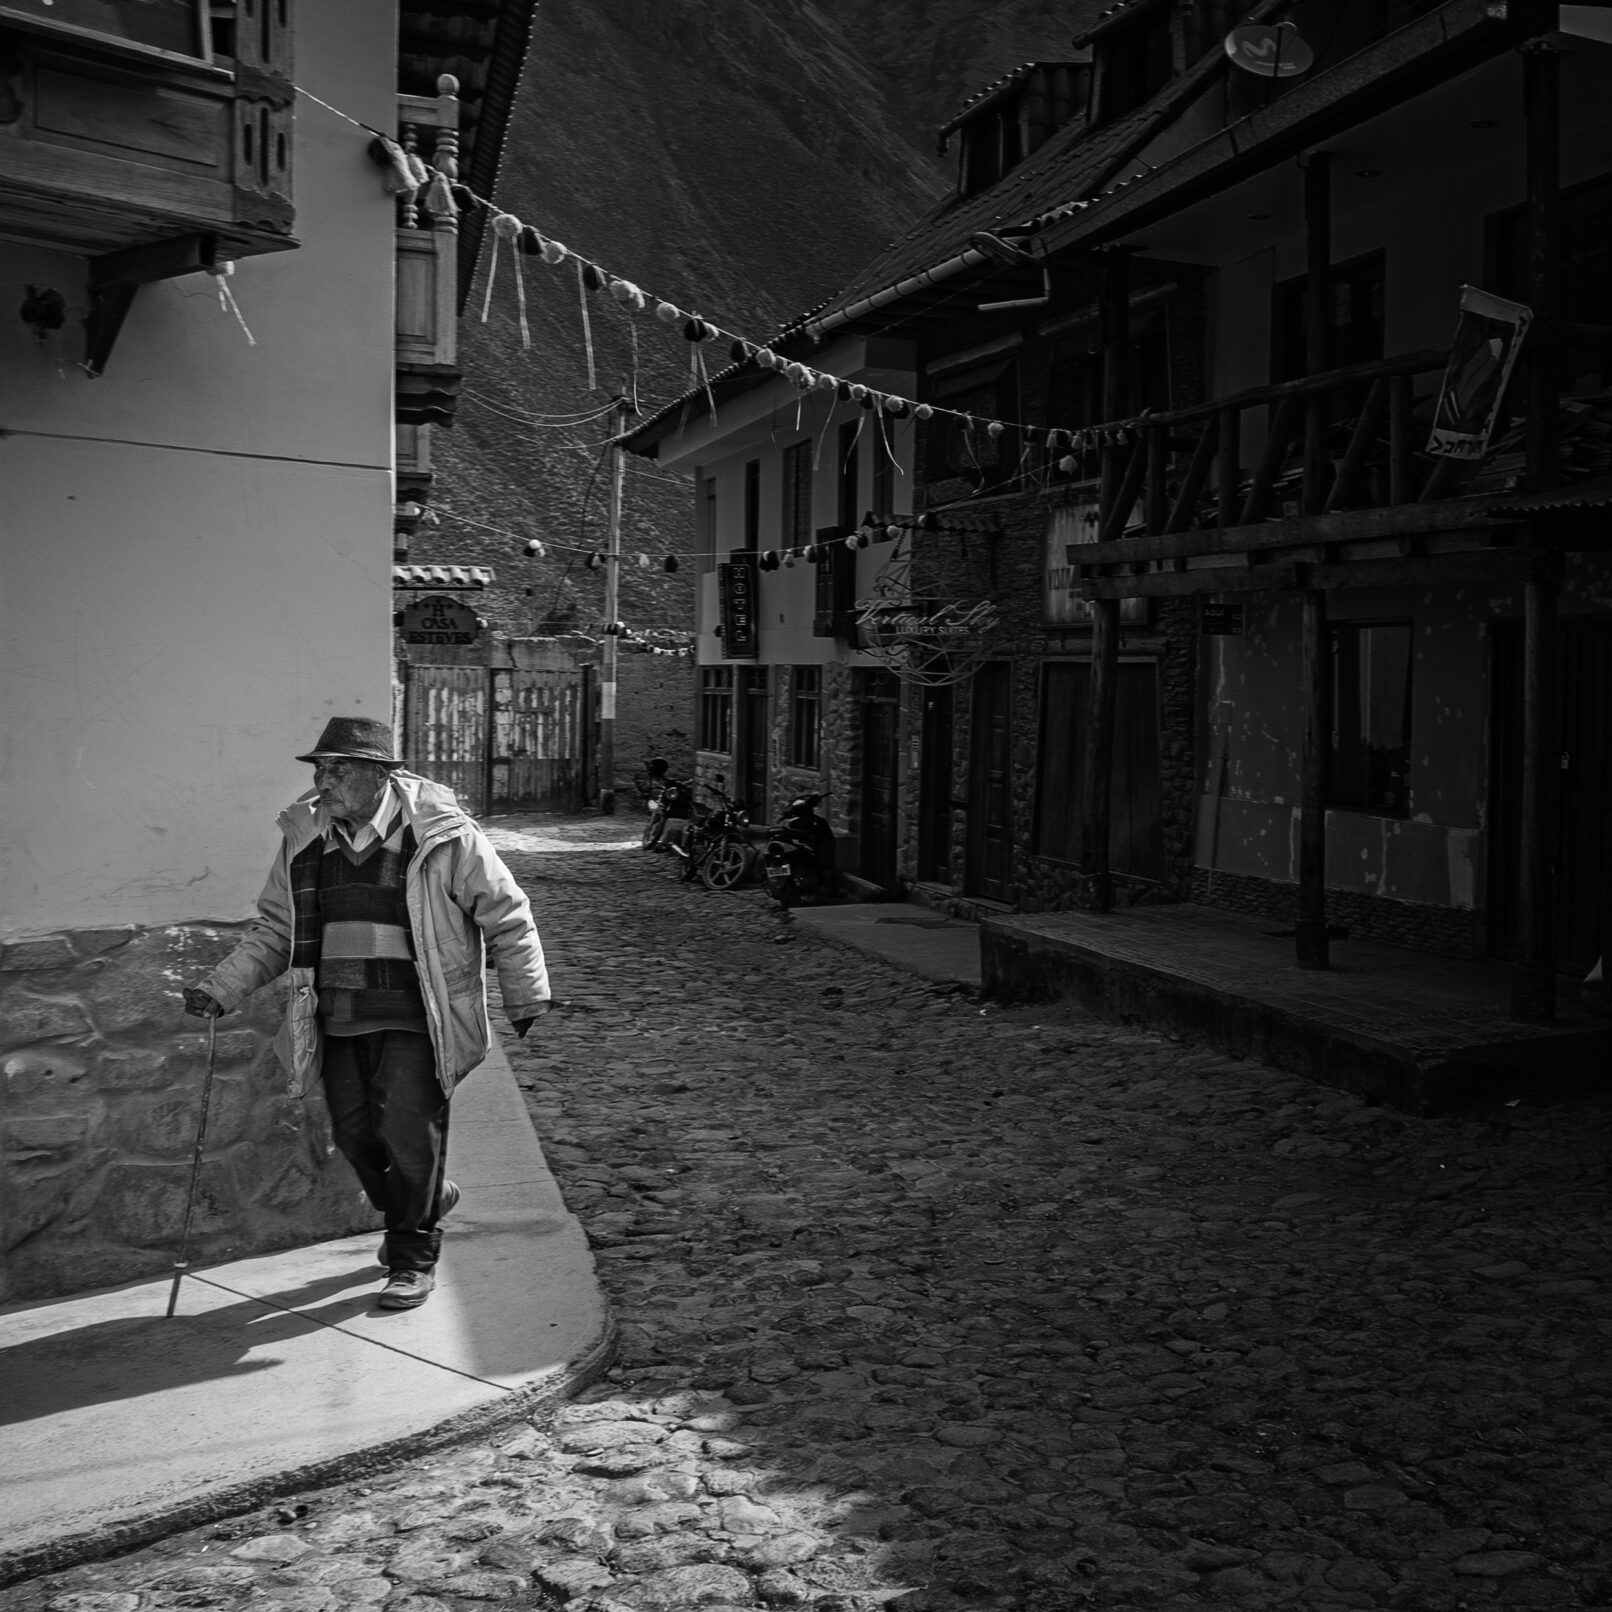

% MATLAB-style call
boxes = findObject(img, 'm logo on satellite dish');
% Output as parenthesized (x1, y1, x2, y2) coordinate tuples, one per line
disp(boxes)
(1224, 22, 1314, 77)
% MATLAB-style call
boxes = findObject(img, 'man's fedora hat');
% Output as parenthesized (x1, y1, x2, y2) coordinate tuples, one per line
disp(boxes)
(296, 716, 403, 767)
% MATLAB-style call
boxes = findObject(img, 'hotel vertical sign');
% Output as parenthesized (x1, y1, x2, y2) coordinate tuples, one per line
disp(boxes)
(719, 551, 759, 659)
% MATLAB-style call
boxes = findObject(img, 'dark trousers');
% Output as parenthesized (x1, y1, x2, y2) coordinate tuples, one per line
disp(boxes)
(320, 1029, 451, 1271)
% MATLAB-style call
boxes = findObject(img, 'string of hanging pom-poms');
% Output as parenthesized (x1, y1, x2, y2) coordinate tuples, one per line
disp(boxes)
(356, 126, 1144, 468)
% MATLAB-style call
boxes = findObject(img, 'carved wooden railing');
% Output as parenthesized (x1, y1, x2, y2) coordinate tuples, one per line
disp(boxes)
(394, 76, 462, 430)
(1089, 347, 1453, 546)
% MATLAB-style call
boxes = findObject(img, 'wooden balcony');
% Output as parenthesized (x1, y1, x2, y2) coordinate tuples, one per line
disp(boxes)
(392, 78, 463, 429)
(0, 1, 295, 261)
(1063, 348, 1564, 599)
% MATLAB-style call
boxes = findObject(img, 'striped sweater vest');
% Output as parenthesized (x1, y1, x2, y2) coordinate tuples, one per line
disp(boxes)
(289, 821, 426, 1028)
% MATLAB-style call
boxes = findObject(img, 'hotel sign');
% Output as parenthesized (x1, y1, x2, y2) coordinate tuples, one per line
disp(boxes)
(719, 552, 759, 659)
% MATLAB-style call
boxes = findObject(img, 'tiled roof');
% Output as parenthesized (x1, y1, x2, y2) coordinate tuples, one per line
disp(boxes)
(938, 61, 1071, 142)
(393, 564, 495, 588)
(1072, 0, 1166, 49)
(1491, 475, 1612, 519)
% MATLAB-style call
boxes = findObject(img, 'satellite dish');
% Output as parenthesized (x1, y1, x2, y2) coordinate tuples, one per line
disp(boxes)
(1225, 23, 1314, 78)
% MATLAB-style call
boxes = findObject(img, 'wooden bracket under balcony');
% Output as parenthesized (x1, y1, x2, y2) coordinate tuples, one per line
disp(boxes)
(84, 232, 218, 377)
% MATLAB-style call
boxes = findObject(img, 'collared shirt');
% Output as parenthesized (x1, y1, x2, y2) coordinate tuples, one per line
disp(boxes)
(322, 778, 401, 853)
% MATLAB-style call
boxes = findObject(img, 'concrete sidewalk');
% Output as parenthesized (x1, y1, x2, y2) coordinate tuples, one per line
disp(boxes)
(788, 902, 982, 989)
(0, 1037, 612, 1585)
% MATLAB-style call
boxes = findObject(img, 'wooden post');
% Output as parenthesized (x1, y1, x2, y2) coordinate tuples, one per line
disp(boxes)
(1301, 150, 1331, 516)
(599, 398, 628, 814)
(1293, 149, 1332, 966)
(1081, 248, 1130, 912)
(1512, 46, 1561, 1021)
(1523, 43, 1560, 496)
(1512, 559, 1558, 1020)
(1296, 586, 1330, 967)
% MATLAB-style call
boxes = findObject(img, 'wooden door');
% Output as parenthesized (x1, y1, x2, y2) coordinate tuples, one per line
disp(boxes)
(404, 664, 487, 815)
(860, 671, 901, 886)
(491, 667, 585, 812)
(917, 684, 954, 885)
(735, 667, 769, 816)
(1491, 620, 1612, 971)
(965, 662, 1013, 902)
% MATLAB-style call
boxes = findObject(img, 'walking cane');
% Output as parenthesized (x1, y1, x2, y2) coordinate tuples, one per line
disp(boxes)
(166, 1014, 219, 1318)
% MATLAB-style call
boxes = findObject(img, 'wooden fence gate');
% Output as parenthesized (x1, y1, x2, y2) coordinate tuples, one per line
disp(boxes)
(403, 664, 591, 816)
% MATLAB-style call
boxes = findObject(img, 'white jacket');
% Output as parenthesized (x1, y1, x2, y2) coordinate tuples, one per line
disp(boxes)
(199, 772, 550, 1097)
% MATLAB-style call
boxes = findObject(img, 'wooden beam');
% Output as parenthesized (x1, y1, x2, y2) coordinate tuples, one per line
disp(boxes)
(1297, 589, 1330, 968)
(1081, 249, 1130, 914)
(1324, 377, 1388, 512)
(1167, 414, 1219, 533)
(1077, 495, 1504, 571)
(1217, 405, 1239, 528)
(1301, 152, 1332, 518)
(1240, 392, 1299, 525)
(1523, 43, 1560, 495)
(1512, 554, 1558, 1021)
(84, 234, 219, 378)
(1079, 547, 1537, 599)
(88, 233, 219, 291)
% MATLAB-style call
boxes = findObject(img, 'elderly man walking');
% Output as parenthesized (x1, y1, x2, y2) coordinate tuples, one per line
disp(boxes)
(185, 717, 550, 1310)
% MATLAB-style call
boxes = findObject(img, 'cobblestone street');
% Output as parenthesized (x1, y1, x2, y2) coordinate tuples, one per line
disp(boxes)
(9, 817, 1612, 1612)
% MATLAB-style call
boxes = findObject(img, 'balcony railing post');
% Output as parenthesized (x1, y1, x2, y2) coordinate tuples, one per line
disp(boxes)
(1217, 406, 1239, 528)
(1301, 150, 1332, 517)
(1145, 422, 1169, 536)
(1297, 587, 1330, 969)
(1081, 247, 1131, 913)
(1523, 42, 1560, 495)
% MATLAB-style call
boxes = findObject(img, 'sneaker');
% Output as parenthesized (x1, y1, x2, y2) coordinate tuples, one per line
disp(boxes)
(376, 1181, 460, 1267)
(378, 1268, 435, 1309)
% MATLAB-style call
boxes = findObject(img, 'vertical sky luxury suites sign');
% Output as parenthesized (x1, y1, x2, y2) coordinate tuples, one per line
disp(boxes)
(719, 551, 759, 659)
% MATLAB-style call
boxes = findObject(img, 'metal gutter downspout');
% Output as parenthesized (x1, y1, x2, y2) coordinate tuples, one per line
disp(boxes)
(802, 247, 992, 344)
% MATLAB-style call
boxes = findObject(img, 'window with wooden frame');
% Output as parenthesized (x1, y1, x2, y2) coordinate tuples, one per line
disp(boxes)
(924, 360, 1018, 488)
(1092, 8, 1171, 126)
(1272, 251, 1386, 384)
(699, 667, 734, 753)
(813, 526, 857, 638)
(1328, 621, 1412, 817)
(789, 666, 822, 769)
(781, 440, 813, 550)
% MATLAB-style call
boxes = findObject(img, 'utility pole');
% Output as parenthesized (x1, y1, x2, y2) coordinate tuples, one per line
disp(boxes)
(599, 395, 628, 814)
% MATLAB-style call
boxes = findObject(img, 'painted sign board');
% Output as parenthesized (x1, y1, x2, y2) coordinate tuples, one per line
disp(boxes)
(1201, 600, 1245, 635)
(1427, 285, 1533, 460)
(402, 594, 481, 646)
(718, 552, 759, 659)
(1044, 498, 1148, 627)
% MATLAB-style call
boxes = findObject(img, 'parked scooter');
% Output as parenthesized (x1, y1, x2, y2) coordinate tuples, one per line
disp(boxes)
(762, 791, 836, 908)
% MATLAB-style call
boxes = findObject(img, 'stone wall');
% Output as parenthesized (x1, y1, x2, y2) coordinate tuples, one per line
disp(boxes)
(0, 923, 375, 1304)
(889, 475, 1201, 914)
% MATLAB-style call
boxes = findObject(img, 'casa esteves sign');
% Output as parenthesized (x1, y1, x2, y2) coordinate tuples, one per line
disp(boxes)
(401, 594, 481, 646)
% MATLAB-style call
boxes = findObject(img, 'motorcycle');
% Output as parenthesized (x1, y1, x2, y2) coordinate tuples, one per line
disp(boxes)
(640, 769, 694, 853)
(762, 790, 837, 908)
(670, 777, 755, 888)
